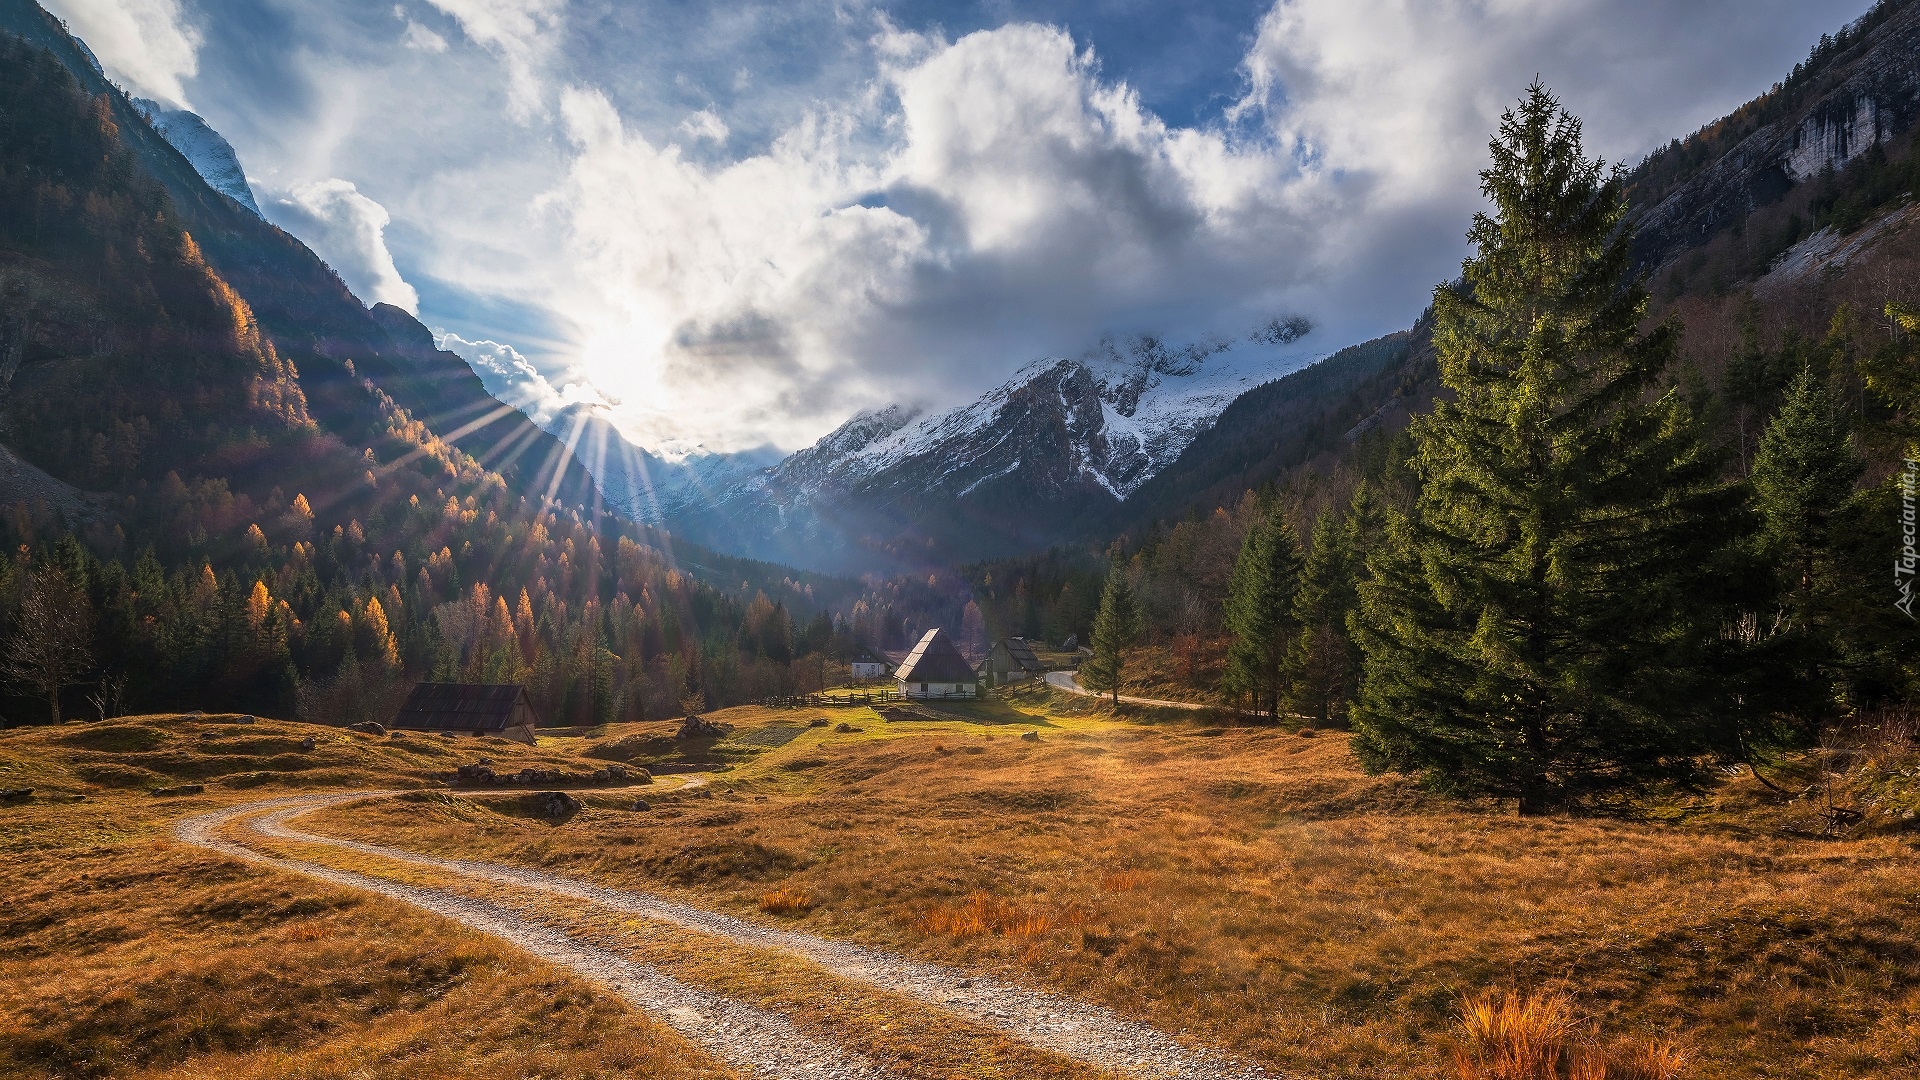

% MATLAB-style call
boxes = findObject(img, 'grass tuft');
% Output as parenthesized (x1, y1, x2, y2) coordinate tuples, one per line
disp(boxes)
(1453, 991, 1685, 1080)
(758, 884, 813, 915)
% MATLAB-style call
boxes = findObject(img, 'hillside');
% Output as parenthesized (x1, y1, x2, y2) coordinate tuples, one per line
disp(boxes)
(0, 22, 862, 727)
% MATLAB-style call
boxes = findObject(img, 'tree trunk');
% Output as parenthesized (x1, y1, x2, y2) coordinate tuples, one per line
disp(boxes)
(47, 687, 59, 725)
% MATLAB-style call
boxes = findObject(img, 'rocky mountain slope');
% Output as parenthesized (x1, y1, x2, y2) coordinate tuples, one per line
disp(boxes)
(132, 97, 261, 215)
(1628, 0, 1920, 269)
(644, 326, 1321, 573)
(0, 0, 601, 512)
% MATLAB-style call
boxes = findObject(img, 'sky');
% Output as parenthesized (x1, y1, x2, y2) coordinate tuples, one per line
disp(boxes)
(47, 0, 1873, 455)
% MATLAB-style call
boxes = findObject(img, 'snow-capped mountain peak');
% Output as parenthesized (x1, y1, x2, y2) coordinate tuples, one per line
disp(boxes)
(132, 98, 261, 216)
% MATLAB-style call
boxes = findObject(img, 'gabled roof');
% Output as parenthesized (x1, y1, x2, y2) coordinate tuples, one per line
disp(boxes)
(395, 683, 537, 731)
(893, 628, 977, 684)
(1002, 637, 1043, 672)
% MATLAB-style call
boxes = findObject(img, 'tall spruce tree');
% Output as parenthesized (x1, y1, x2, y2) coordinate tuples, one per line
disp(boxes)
(1289, 507, 1361, 724)
(1083, 561, 1142, 705)
(1223, 506, 1303, 719)
(1350, 85, 1744, 812)
(1753, 369, 1861, 597)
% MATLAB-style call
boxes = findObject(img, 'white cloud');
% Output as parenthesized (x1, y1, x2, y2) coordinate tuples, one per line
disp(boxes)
(679, 108, 729, 144)
(263, 179, 421, 313)
(42, 0, 200, 107)
(419, 0, 563, 116)
(434, 330, 580, 421)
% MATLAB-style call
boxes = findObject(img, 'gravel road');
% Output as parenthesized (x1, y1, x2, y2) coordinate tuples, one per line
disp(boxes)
(187, 791, 1275, 1080)
(176, 794, 890, 1080)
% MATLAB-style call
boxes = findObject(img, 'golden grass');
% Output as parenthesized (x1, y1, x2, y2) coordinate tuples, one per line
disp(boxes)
(0, 716, 736, 1080)
(758, 884, 814, 915)
(293, 701, 1920, 1079)
(1453, 991, 1686, 1080)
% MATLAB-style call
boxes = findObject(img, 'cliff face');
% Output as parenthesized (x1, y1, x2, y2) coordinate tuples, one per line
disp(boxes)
(1631, 1, 1920, 269)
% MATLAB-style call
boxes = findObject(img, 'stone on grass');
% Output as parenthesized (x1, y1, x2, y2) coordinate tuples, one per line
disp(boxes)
(150, 783, 205, 796)
(455, 763, 498, 786)
(299, 736, 316, 752)
(1021, 731, 1041, 742)
(808, 717, 830, 728)
(0, 788, 32, 803)
(523, 790, 581, 819)
(630, 798, 652, 811)
(677, 714, 733, 740)
(346, 721, 386, 736)
(834, 722, 863, 734)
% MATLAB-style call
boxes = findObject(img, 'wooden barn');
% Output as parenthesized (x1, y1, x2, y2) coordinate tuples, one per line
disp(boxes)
(394, 683, 540, 743)
(979, 637, 1044, 687)
(893, 628, 978, 699)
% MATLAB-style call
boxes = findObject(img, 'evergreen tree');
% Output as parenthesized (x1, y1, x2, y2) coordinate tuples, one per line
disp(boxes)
(1222, 506, 1303, 719)
(1351, 85, 1744, 812)
(1753, 369, 1862, 597)
(1082, 561, 1142, 705)
(1289, 507, 1360, 724)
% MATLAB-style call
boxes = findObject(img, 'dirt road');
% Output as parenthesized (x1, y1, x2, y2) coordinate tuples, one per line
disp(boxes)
(178, 792, 1271, 1080)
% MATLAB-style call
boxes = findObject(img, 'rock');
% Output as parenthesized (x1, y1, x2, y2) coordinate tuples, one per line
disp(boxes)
(512, 767, 565, 785)
(630, 798, 652, 811)
(0, 788, 32, 802)
(834, 722, 863, 733)
(346, 721, 386, 736)
(523, 790, 581, 819)
(677, 714, 733, 740)
(1021, 731, 1041, 742)
(299, 736, 316, 752)
(1297, 727, 1318, 738)
(809, 717, 831, 727)
(150, 784, 205, 796)
(455, 763, 497, 786)
(234, 715, 256, 724)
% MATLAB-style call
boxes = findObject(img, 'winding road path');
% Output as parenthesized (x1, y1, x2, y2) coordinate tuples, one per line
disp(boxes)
(1044, 670, 1214, 711)
(178, 791, 1273, 1080)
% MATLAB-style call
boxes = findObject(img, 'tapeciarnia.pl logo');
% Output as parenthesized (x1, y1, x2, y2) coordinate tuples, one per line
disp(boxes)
(1899, 457, 1919, 619)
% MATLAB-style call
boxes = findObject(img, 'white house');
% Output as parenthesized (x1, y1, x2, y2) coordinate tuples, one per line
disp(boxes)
(893, 628, 978, 699)
(850, 649, 892, 681)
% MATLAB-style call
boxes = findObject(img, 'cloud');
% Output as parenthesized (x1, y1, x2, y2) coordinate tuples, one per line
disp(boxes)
(164, 0, 1868, 455)
(416, 0, 562, 117)
(42, 0, 200, 107)
(434, 330, 575, 420)
(679, 108, 729, 144)
(263, 179, 421, 313)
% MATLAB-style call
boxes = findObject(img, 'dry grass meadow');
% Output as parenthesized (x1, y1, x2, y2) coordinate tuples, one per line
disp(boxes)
(5, 696, 1920, 1078)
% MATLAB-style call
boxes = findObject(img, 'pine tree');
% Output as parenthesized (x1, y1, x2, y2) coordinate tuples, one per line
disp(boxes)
(1753, 369, 1861, 597)
(1289, 507, 1360, 724)
(1222, 506, 1303, 719)
(1082, 561, 1142, 705)
(1350, 85, 1745, 812)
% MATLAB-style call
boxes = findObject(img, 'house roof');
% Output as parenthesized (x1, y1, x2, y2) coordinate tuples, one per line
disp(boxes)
(395, 683, 537, 732)
(893, 628, 978, 684)
(1002, 637, 1043, 672)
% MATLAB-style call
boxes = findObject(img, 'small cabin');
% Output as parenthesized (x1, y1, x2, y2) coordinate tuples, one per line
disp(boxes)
(893, 628, 978, 699)
(850, 649, 893, 681)
(979, 637, 1045, 687)
(394, 683, 540, 744)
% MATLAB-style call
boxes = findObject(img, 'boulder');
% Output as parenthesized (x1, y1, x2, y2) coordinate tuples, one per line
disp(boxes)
(234, 715, 256, 725)
(299, 736, 316, 752)
(1021, 730, 1041, 742)
(523, 790, 581, 819)
(0, 788, 32, 802)
(677, 714, 733, 740)
(512, 767, 565, 785)
(346, 721, 386, 736)
(834, 722, 863, 733)
(808, 717, 831, 727)
(630, 798, 652, 811)
(455, 763, 498, 786)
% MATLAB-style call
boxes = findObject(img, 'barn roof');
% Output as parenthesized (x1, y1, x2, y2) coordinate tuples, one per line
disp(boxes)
(395, 683, 537, 732)
(894, 628, 977, 684)
(1002, 637, 1044, 672)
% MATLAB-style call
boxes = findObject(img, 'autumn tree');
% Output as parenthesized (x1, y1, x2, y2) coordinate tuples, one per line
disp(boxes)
(5, 565, 94, 722)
